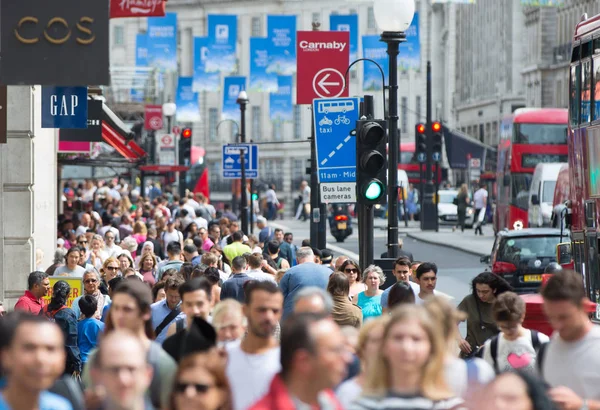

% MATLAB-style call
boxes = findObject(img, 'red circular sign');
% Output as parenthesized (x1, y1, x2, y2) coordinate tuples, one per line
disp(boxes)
(161, 135, 173, 145)
(149, 116, 163, 130)
(312, 68, 346, 99)
(172, 126, 181, 135)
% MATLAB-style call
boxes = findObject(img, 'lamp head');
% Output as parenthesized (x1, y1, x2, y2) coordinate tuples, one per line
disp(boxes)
(373, 0, 416, 33)
(236, 90, 249, 104)
(162, 101, 177, 117)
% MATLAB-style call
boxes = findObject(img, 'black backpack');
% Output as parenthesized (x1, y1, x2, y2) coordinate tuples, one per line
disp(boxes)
(488, 330, 543, 374)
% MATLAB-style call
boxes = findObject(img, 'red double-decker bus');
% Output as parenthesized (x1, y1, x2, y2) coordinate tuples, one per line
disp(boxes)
(494, 108, 568, 232)
(564, 13, 600, 305)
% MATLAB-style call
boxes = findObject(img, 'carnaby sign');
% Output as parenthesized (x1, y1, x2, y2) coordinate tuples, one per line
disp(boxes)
(0, 0, 109, 85)
(110, 0, 166, 18)
(298, 40, 347, 52)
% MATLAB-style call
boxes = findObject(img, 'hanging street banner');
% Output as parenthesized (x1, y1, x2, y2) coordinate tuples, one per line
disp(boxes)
(0, 0, 109, 85)
(400, 13, 420, 71)
(206, 15, 237, 74)
(193, 37, 220, 92)
(520, 0, 563, 5)
(267, 15, 297, 76)
(270, 76, 293, 121)
(431, 0, 475, 2)
(132, 34, 148, 102)
(250, 38, 278, 92)
(60, 100, 103, 142)
(222, 76, 247, 120)
(175, 77, 200, 122)
(362, 35, 388, 91)
(144, 105, 163, 130)
(330, 15, 359, 62)
(147, 12, 177, 71)
(296, 31, 350, 104)
(110, 0, 165, 18)
(42, 87, 88, 129)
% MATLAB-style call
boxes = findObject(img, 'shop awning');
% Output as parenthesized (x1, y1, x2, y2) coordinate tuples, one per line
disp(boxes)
(100, 101, 146, 161)
(443, 127, 495, 170)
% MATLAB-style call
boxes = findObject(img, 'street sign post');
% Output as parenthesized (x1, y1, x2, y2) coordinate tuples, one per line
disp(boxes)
(313, 97, 360, 184)
(297, 31, 350, 104)
(158, 133, 175, 165)
(320, 182, 357, 204)
(222, 144, 258, 179)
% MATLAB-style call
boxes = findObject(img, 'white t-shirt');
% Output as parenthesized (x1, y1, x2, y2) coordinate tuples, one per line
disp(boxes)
(226, 344, 281, 410)
(444, 357, 495, 399)
(246, 268, 277, 284)
(473, 188, 488, 209)
(54, 265, 86, 278)
(336, 378, 362, 409)
(542, 326, 600, 400)
(161, 230, 182, 256)
(482, 329, 549, 375)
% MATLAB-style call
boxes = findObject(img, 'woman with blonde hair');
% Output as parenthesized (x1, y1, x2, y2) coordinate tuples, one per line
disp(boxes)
(337, 317, 390, 408)
(211, 299, 247, 345)
(350, 305, 464, 410)
(138, 252, 158, 286)
(424, 296, 495, 399)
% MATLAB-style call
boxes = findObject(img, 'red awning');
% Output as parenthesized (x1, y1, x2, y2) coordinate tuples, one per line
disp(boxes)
(101, 122, 146, 161)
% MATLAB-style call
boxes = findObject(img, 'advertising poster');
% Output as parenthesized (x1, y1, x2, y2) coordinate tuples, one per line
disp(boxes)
(249, 37, 278, 92)
(330, 14, 359, 62)
(266, 15, 297, 76)
(193, 37, 221, 92)
(43, 277, 83, 308)
(132, 34, 148, 102)
(362, 35, 388, 91)
(147, 12, 178, 71)
(270, 75, 293, 121)
(175, 77, 200, 122)
(222, 76, 247, 120)
(206, 15, 237, 74)
(400, 12, 420, 71)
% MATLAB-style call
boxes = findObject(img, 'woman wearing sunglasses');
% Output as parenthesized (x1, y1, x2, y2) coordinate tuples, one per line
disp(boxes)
(169, 354, 231, 410)
(340, 259, 366, 301)
(99, 257, 121, 295)
(71, 269, 111, 320)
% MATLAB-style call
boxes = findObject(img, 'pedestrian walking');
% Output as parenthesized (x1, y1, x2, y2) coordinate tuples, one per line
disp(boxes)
(327, 272, 363, 329)
(295, 181, 311, 221)
(341, 259, 367, 301)
(265, 184, 279, 220)
(77, 295, 104, 365)
(355, 265, 385, 322)
(151, 275, 185, 344)
(14, 271, 50, 314)
(473, 182, 488, 235)
(454, 184, 470, 232)
(220, 256, 253, 303)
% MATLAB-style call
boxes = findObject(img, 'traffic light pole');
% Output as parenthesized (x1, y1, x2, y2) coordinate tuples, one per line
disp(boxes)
(422, 61, 438, 231)
(357, 96, 375, 270)
(239, 101, 249, 236)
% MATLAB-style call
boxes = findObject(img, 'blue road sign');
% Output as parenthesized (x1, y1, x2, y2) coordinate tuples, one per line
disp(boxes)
(417, 152, 426, 163)
(432, 151, 441, 162)
(222, 144, 259, 179)
(313, 97, 360, 183)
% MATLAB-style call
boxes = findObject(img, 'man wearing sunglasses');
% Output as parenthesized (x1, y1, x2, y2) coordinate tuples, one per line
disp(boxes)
(71, 270, 111, 320)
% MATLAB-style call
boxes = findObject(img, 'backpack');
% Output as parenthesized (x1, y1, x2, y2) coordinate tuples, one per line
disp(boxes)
(488, 330, 542, 374)
(41, 305, 68, 322)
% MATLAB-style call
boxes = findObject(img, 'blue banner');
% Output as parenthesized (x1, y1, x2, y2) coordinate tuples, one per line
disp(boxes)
(330, 15, 359, 62)
(266, 15, 296, 76)
(270, 76, 293, 122)
(249, 37, 278, 92)
(400, 13, 420, 71)
(147, 12, 178, 71)
(42, 87, 88, 129)
(206, 15, 237, 74)
(222, 76, 247, 120)
(132, 34, 148, 102)
(193, 37, 220, 92)
(176, 77, 200, 122)
(362, 35, 388, 91)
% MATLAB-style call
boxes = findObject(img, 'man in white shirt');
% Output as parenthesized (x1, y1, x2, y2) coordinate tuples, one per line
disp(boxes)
(540, 270, 600, 410)
(245, 254, 277, 284)
(473, 183, 488, 236)
(380, 257, 420, 311)
(414, 262, 442, 304)
(226, 281, 283, 410)
(265, 184, 279, 221)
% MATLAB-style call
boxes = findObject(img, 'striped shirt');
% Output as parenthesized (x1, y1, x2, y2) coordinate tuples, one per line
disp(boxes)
(348, 393, 465, 410)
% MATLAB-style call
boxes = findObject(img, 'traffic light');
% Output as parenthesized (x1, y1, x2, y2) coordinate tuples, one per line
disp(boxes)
(252, 192, 259, 201)
(356, 119, 388, 205)
(430, 121, 443, 162)
(415, 123, 427, 159)
(179, 127, 192, 166)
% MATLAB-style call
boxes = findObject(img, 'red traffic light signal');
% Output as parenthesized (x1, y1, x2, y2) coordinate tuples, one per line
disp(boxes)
(431, 122, 442, 133)
(181, 128, 192, 139)
(416, 123, 426, 134)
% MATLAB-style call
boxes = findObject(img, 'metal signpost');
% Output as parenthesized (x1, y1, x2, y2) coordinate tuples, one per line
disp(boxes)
(158, 134, 176, 166)
(222, 144, 259, 179)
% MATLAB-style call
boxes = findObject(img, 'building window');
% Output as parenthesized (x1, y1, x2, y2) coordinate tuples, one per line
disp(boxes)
(331, 11, 339, 16)
(312, 12, 321, 24)
(208, 108, 218, 142)
(251, 16, 262, 37)
(113, 26, 124, 46)
(367, 7, 376, 31)
(401, 97, 408, 133)
(273, 122, 283, 141)
(252, 106, 261, 141)
(416, 96, 422, 123)
(349, 8, 357, 14)
(293, 105, 302, 139)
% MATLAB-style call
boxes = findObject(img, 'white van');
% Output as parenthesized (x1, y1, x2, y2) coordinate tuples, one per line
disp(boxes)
(528, 163, 566, 227)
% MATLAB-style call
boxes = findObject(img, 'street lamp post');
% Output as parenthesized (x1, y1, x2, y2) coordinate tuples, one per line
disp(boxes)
(374, 0, 415, 259)
(236, 90, 249, 236)
(162, 99, 178, 189)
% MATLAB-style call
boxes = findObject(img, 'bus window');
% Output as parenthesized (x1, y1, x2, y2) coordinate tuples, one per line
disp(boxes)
(581, 59, 592, 123)
(511, 173, 532, 210)
(594, 56, 600, 121)
(570, 65, 581, 127)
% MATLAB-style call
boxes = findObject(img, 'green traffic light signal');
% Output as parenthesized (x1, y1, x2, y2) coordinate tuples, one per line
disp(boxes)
(364, 180, 384, 201)
(252, 193, 259, 201)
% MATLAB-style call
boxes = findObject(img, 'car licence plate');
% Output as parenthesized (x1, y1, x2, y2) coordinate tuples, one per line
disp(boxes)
(446, 215, 457, 221)
(337, 222, 347, 230)
(524, 275, 542, 282)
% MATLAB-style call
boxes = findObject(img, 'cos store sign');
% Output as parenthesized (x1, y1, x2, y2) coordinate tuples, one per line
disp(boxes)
(0, 0, 109, 86)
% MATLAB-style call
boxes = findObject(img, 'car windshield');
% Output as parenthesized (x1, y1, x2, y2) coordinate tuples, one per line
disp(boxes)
(439, 192, 456, 204)
(542, 181, 556, 204)
(497, 236, 561, 265)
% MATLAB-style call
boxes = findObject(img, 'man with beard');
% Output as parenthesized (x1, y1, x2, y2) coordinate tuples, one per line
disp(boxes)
(226, 281, 283, 410)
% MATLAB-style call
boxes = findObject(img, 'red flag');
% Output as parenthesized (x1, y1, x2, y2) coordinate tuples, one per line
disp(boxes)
(110, 0, 166, 18)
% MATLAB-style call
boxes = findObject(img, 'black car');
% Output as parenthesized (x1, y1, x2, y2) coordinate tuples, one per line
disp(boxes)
(481, 228, 564, 294)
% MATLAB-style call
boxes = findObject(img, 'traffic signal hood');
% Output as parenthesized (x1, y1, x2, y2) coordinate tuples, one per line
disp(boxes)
(415, 123, 427, 154)
(179, 128, 192, 166)
(430, 122, 443, 160)
(356, 119, 388, 205)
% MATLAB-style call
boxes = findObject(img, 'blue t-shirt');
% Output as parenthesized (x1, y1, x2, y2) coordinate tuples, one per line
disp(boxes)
(77, 318, 105, 363)
(356, 292, 383, 322)
(0, 391, 73, 410)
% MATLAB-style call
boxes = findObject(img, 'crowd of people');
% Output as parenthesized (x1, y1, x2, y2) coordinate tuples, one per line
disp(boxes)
(0, 180, 598, 410)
